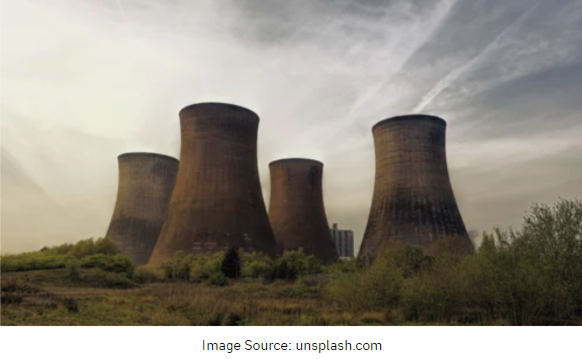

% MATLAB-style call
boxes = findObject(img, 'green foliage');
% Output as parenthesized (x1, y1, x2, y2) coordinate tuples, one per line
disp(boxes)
(401, 252, 469, 323)
(66, 237, 120, 258)
(326, 251, 404, 312)
(160, 251, 195, 280)
(236, 251, 270, 279)
(221, 246, 241, 279)
(1, 251, 72, 272)
(399, 198, 582, 325)
(1, 238, 125, 273)
(304, 255, 323, 275)
(80, 254, 134, 276)
(324, 258, 363, 274)
(207, 272, 228, 287)
(133, 266, 165, 284)
(270, 249, 310, 281)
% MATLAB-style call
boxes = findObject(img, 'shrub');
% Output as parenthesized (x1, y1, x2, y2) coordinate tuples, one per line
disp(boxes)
(304, 255, 323, 275)
(239, 251, 273, 279)
(207, 272, 228, 287)
(160, 251, 195, 280)
(75, 268, 138, 288)
(326, 252, 404, 312)
(79, 253, 134, 276)
(0, 237, 121, 273)
(401, 253, 469, 323)
(133, 266, 165, 284)
(270, 249, 308, 281)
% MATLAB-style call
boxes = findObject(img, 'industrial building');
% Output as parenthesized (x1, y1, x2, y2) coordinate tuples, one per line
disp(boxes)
(105, 152, 179, 265)
(148, 103, 277, 265)
(358, 114, 474, 258)
(330, 223, 354, 259)
(268, 158, 339, 262)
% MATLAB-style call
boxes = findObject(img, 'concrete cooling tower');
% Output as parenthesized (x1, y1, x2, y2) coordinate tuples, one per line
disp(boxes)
(358, 115, 474, 258)
(148, 103, 277, 265)
(268, 159, 339, 262)
(105, 153, 179, 265)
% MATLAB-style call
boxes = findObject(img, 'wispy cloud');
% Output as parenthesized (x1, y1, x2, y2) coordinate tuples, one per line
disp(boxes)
(413, 2, 541, 113)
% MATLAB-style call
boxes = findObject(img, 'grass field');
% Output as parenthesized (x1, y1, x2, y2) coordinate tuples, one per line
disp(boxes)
(2, 198, 581, 326)
(1, 269, 425, 326)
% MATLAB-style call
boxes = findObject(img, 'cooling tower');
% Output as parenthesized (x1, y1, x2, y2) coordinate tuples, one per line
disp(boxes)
(268, 159, 339, 262)
(105, 153, 179, 265)
(148, 103, 277, 265)
(358, 115, 474, 258)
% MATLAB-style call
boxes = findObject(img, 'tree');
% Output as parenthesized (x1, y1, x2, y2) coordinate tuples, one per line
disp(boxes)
(221, 245, 241, 279)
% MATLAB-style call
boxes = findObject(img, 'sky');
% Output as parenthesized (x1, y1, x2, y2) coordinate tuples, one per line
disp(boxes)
(2, 0, 581, 254)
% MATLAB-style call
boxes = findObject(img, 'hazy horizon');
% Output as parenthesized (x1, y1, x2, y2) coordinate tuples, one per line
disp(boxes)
(2, 0, 581, 255)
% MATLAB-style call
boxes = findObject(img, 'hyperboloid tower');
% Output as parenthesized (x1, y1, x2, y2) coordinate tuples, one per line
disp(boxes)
(268, 158, 339, 262)
(358, 115, 474, 258)
(148, 103, 277, 265)
(105, 152, 179, 265)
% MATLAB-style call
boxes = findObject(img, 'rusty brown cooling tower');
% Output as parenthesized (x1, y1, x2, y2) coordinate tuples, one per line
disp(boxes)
(358, 115, 474, 258)
(105, 153, 179, 265)
(148, 103, 277, 265)
(268, 159, 339, 262)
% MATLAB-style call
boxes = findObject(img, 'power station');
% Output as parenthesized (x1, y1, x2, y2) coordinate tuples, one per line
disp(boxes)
(358, 115, 474, 258)
(148, 103, 277, 265)
(268, 159, 339, 262)
(105, 152, 179, 265)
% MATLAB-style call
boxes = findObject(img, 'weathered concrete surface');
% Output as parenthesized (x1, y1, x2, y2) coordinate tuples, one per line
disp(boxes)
(105, 153, 179, 265)
(268, 159, 339, 263)
(148, 103, 277, 265)
(358, 115, 474, 258)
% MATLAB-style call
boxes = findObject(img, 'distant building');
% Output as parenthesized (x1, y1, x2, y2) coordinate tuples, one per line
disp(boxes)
(330, 223, 354, 258)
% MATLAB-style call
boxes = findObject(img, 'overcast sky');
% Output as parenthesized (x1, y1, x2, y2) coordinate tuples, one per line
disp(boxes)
(2, 0, 581, 254)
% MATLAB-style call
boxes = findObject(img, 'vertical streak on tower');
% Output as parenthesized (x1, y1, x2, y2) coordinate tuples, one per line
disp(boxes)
(148, 103, 277, 265)
(105, 153, 179, 265)
(268, 159, 339, 262)
(359, 115, 473, 258)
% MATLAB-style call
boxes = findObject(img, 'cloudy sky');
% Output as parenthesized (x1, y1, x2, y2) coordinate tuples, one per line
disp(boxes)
(2, 0, 581, 254)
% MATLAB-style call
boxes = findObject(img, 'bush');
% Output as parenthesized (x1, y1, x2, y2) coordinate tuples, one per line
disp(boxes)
(401, 253, 469, 323)
(207, 272, 228, 287)
(326, 252, 404, 312)
(160, 251, 195, 280)
(74, 268, 138, 288)
(79, 254, 134, 276)
(270, 249, 308, 281)
(240, 251, 273, 279)
(133, 266, 165, 284)
(0, 237, 121, 273)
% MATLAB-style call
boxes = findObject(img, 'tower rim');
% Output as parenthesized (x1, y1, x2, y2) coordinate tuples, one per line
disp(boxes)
(372, 114, 446, 132)
(179, 102, 259, 119)
(269, 158, 324, 167)
(118, 152, 179, 163)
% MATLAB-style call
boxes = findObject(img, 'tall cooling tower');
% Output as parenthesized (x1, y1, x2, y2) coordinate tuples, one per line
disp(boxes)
(358, 115, 473, 258)
(268, 159, 339, 262)
(106, 153, 179, 265)
(148, 103, 277, 265)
